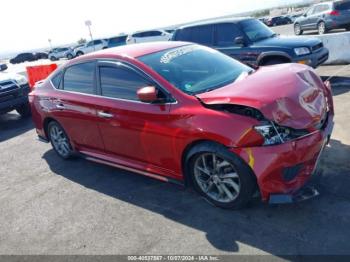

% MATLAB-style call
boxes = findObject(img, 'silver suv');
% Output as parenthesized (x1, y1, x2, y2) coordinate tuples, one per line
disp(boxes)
(294, 0, 350, 35)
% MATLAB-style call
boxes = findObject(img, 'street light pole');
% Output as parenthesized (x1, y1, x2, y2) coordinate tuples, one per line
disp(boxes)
(85, 20, 95, 51)
(48, 39, 52, 50)
(85, 20, 93, 41)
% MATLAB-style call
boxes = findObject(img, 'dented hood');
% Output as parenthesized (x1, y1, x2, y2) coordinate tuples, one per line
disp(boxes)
(196, 64, 328, 130)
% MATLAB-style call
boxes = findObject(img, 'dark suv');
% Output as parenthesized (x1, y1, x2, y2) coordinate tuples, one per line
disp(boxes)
(0, 64, 31, 117)
(172, 18, 329, 68)
(294, 0, 350, 35)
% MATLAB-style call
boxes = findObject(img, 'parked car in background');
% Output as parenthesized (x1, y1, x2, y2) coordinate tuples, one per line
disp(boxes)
(294, 0, 350, 35)
(33, 52, 48, 60)
(266, 16, 292, 26)
(75, 39, 108, 56)
(48, 47, 74, 61)
(126, 30, 172, 44)
(258, 17, 269, 25)
(10, 53, 36, 64)
(106, 35, 128, 48)
(172, 18, 329, 68)
(0, 64, 31, 117)
(30, 42, 334, 209)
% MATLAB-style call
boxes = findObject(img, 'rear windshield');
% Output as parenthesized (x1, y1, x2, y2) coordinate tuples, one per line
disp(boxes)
(335, 1, 350, 10)
(138, 45, 253, 95)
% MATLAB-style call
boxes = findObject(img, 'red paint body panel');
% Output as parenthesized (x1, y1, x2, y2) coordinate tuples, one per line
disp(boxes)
(29, 42, 334, 202)
(197, 64, 329, 130)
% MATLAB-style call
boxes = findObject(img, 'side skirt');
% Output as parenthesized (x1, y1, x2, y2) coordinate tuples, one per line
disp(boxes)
(79, 152, 184, 187)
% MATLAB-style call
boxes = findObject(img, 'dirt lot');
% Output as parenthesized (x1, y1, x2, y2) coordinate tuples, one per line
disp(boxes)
(0, 67, 349, 257)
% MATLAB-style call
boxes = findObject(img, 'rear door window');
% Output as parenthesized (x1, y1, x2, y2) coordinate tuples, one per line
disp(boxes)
(190, 25, 214, 46)
(215, 23, 242, 47)
(63, 62, 95, 94)
(174, 28, 192, 41)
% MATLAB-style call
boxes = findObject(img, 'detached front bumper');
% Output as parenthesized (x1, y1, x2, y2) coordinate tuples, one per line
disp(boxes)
(231, 114, 334, 203)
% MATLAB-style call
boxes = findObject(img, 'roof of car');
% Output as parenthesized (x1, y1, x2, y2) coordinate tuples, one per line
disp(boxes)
(176, 17, 252, 29)
(77, 41, 190, 61)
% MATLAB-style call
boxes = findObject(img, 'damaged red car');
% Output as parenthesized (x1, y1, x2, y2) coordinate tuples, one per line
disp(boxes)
(29, 42, 334, 209)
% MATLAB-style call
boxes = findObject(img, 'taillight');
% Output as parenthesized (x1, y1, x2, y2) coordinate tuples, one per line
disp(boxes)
(328, 10, 340, 16)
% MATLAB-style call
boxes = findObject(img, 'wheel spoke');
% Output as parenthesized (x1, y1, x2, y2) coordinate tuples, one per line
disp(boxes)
(220, 183, 235, 201)
(212, 154, 217, 169)
(223, 179, 240, 194)
(216, 160, 231, 169)
(201, 155, 208, 170)
(196, 166, 211, 177)
(205, 181, 215, 193)
(215, 183, 225, 198)
(221, 172, 239, 179)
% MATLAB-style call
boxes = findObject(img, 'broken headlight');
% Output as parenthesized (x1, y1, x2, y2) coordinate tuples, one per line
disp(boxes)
(254, 123, 309, 146)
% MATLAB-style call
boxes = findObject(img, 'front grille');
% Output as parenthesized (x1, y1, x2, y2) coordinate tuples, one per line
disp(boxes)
(0, 80, 19, 93)
(312, 43, 323, 52)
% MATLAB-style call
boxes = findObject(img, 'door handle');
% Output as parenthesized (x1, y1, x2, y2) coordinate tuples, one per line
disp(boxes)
(56, 103, 65, 110)
(97, 111, 114, 118)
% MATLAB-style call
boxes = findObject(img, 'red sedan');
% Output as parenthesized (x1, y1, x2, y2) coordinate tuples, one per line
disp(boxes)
(29, 42, 334, 209)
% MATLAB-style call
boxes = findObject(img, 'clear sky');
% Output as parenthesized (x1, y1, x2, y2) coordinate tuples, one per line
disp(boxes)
(0, 0, 306, 55)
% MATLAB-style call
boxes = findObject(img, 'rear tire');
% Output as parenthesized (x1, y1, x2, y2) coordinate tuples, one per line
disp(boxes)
(346, 26, 350, 31)
(294, 23, 303, 35)
(186, 142, 257, 209)
(48, 121, 74, 160)
(318, 21, 327, 35)
(16, 102, 31, 118)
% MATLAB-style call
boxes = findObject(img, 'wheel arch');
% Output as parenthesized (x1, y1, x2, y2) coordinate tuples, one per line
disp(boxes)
(181, 139, 260, 200)
(258, 52, 292, 66)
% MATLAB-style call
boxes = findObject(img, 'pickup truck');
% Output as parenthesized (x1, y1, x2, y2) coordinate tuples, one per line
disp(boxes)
(0, 64, 31, 117)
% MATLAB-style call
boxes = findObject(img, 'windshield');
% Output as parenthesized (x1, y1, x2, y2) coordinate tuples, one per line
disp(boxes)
(138, 45, 253, 95)
(239, 19, 276, 42)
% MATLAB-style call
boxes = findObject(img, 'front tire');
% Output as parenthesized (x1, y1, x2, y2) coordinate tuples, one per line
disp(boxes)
(76, 51, 84, 56)
(294, 23, 303, 35)
(48, 121, 74, 159)
(16, 102, 31, 118)
(318, 21, 327, 35)
(186, 142, 257, 209)
(67, 53, 73, 59)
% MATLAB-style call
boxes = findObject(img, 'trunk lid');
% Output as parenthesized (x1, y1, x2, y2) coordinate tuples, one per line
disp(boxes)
(196, 64, 328, 130)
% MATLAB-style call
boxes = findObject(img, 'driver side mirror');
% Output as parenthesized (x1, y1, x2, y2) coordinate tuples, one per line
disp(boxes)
(137, 86, 159, 103)
(0, 64, 8, 71)
(234, 36, 246, 46)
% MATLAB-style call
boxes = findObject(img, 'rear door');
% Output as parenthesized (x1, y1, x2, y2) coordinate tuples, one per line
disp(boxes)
(50, 62, 105, 151)
(93, 61, 175, 171)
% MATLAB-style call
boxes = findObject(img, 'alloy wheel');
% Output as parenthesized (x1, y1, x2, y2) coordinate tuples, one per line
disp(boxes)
(49, 124, 72, 158)
(318, 22, 326, 35)
(193, 153, 241, 203)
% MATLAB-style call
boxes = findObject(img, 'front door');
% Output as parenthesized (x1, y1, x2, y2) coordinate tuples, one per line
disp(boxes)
(93, 61, 175, 174)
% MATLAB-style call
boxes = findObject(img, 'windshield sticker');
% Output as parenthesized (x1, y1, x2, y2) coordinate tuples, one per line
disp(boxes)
(160, 46, 198, 64)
